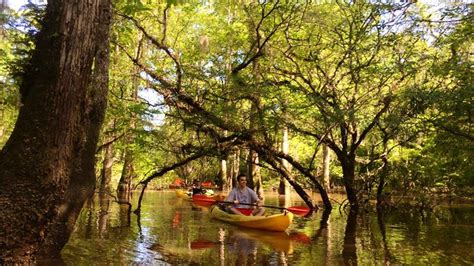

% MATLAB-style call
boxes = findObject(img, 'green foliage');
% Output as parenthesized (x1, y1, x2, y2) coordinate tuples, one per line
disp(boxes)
(0, 3, 44, 146)
(4, 0, 471, 202)
(105, 0, 472, 199)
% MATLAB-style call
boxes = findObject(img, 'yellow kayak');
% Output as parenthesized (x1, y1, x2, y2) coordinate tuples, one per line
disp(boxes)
(209, 205, 293, 232)
(175, 189, 227, 202)
(175, 189, 191, 200)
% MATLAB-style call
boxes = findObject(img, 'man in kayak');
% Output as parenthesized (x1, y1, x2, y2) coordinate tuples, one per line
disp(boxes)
(225, 174, 265, 216)
(190, 179, 206, 195)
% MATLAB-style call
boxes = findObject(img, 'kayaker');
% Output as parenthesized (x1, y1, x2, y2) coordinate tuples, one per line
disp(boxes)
(225, 174, 265, 216)
(191, 179, 206, 195)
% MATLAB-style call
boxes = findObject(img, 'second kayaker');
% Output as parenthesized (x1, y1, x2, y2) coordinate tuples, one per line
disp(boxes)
(191, 179, 206, 195)
(225, 174, 265, 216)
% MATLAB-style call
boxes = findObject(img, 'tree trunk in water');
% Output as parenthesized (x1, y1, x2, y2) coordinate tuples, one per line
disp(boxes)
(278, 125, 291, 197)
(225, 148, 239, 191)
(342, 209, 358, 264)
(247, 102, 263, 197)
(246, 149, 255, 189)
(341, 155, 359, 210)
(100, 141, 114, 193)
(247, 148, 263, 197)
(98, 192, 110, 238)
(376, 155, 389, 208)
(117, 149, 134, 202)
(0, 0, 107, 263)
(322, 144, 331, 192)
(220, 155, 227, 190)
(39, 0, 111, 256)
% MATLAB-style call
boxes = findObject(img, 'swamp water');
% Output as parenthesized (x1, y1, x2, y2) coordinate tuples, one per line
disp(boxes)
(57, 191, 473, 265)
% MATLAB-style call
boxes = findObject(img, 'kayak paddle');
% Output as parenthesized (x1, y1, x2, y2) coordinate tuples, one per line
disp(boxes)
(192, 194, 311, 216)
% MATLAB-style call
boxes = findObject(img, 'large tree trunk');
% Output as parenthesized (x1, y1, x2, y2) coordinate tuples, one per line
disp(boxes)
(340, 154, 359, 210)
(342, 210, 358, 264)
(39, 0, 111, 257)
(0, 0, 107, 263)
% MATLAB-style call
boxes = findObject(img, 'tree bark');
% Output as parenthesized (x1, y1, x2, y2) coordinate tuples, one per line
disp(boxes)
(340, 154, 359, 210)
(376, 155, 389, 208)
(342, 210, 358, 265)
(247, 101, 263, 197)
(278, 125, 291, 196)
(117, 149, 134, 202)
(322, 144, 331, 192)
(0, 0, 108, 263)
(39, 0, 111, 256)
(220, 155, 227, 189)
(225, 148, 239, 191)
(247, 148, 263, 196)
(100, 141, 114, 193)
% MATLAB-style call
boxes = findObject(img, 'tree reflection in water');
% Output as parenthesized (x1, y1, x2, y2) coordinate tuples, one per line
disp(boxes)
(342, 209, 358, 265)
(98, 192, 110, 238)
(228, 232, 258, 265)
(377, 208, 395, 264)
(60, 192, 473, 265)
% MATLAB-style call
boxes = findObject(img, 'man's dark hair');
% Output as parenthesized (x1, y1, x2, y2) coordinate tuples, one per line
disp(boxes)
(236, 174, 246, 181)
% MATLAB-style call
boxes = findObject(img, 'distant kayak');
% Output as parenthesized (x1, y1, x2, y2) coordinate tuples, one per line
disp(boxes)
(175, 189, 226, 202)
(175, 189, 191, 200)
(209, 205, 293, 232)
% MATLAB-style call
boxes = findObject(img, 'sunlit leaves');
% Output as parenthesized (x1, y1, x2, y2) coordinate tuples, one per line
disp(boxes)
(100, 0, 473, 197)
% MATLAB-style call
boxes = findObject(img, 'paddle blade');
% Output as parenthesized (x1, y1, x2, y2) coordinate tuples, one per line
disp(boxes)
(287, 206, 311, 216)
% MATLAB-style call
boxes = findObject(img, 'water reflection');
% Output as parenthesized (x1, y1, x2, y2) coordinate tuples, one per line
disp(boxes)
(84, 197, 95, 240)
(230, 228, 293, 254)
(59, 191, 474, 265)
(377, 209, 395, 265)
(98, 192, 110, 238)
(342, 210, 358, 265)
(216, 227, 296, 265)
(227, 230, 258, 265)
